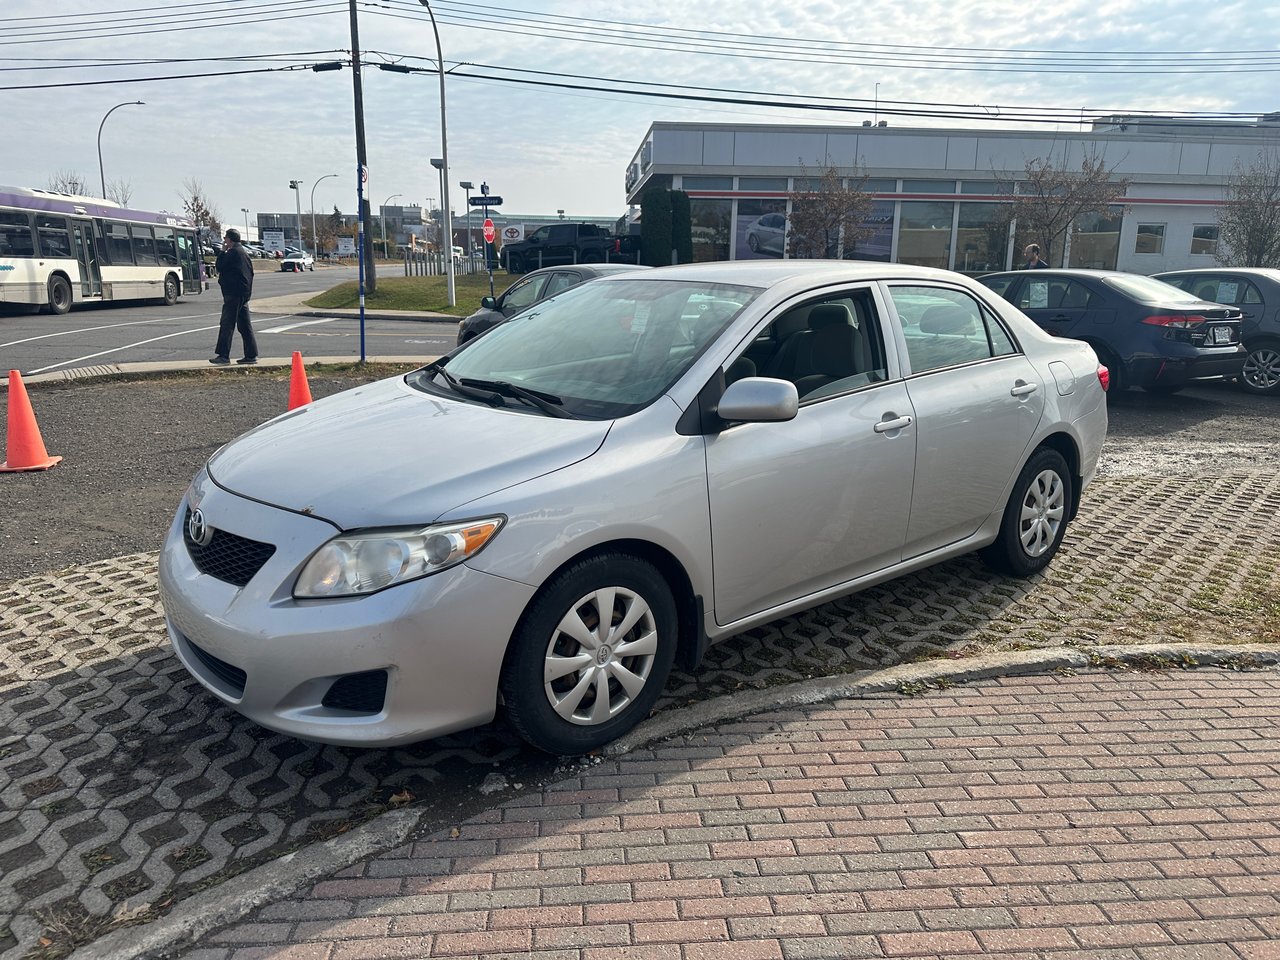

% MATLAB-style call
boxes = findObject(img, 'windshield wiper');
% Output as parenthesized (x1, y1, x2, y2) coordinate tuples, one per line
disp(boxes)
(424, 361, 505, 406)
(459, 377, 577, 419)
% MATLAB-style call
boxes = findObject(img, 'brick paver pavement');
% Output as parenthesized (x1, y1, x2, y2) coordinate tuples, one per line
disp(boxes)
(179, 668, 1280, 959)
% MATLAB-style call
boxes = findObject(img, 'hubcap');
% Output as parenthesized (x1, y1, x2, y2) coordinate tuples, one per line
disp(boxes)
(1018, 469, 1065, 558)
(1243, 348, 1280, 392)
(543, 586, 658, 726)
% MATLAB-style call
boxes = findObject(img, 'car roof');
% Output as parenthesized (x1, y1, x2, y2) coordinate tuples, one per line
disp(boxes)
(609, 259, 965, 287)
(518, 263, 650, 279)
(1154, 267, 1280, 281)
(979, 269, 1137, 280)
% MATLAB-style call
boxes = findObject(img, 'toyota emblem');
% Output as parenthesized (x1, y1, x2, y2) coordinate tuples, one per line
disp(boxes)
(187, 509, 214, 546)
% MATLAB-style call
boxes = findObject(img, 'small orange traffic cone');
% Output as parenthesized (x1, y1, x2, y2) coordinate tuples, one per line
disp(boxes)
(1, 370, 62, 472)
(288, 352, 313, 410)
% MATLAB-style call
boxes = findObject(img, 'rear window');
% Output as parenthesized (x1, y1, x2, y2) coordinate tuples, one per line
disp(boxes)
(1103, 274, 1201, 304)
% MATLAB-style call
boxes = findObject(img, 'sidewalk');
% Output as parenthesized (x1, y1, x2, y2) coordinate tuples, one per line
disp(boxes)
(251, 290, 462, 325)
(129, 668, 1280, 959)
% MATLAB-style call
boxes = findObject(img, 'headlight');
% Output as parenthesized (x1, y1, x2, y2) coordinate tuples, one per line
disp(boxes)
(294, 517, 504, 598)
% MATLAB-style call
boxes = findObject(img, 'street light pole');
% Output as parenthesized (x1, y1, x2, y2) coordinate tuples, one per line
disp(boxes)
(310, 173, 338, 257)
(241, 207, 250, 240)
(381, 193, 402, 258)
(459, 180, 473, 259)
(97, 101, 144, 199)
(289, 179, 304, 252)
(419, 0, 454, 307)
(430, 158, 445, 265)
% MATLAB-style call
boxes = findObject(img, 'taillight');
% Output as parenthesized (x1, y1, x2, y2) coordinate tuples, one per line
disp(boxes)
(613, 239, 621, 253)
(1142, 314, 1205, 328)
(1097, 364, 1110, 392)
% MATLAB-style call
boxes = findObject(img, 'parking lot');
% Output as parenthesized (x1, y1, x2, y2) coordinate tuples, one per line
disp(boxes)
(2, 376, 1279, 958)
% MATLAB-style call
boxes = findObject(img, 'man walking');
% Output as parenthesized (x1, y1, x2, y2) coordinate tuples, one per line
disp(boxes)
(211, 228, 258, 365)
(1021, 243, 1049, 269)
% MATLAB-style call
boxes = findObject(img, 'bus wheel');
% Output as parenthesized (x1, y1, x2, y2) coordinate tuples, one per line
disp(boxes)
(163, 274, 180, 306)
(47, 275, 72, 315)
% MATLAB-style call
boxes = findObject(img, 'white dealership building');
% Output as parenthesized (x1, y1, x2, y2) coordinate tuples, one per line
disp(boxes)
(624, 115, 1280, 275)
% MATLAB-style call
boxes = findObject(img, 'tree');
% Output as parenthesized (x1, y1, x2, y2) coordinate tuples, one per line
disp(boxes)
(105, 178, 134, 206)
(178, 178, 222, 236)
(46, 170, 88, 195)
(640, 189, 673, 267)
(786, 162, 873, 259)
(996, 153, 1129, 267)
(1216, 152, 1280, 267)
(670, 190, 693, 264)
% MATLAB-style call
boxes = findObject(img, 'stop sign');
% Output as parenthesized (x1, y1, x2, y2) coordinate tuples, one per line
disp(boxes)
(482, 218, 495, 244)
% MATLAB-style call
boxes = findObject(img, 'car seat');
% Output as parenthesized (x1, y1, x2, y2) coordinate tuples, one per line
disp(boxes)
(763, 303, 860, 382)
(1193, 281, 1220, 302)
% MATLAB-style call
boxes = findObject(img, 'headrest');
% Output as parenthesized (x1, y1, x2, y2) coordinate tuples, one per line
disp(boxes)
(808, 303, 852, 330)
(810, 322, 857, 377)
(920, 304, 978, 336)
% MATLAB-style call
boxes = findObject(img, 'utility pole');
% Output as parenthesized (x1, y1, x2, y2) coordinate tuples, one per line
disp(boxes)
(348, 0, 376, 295)
(289, 179, 304, 251)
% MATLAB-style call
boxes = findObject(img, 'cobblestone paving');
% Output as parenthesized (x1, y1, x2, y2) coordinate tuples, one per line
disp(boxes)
(2, 472, 1280, 958)
(186, 670, 1280, 960)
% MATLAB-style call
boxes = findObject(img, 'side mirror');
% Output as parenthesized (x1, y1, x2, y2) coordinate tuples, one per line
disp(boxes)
(716, 377, 799, 424)
(480, 296, 496, 309)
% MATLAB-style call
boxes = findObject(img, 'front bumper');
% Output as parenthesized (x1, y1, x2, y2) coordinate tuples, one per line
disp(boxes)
(158, 482, 537, 747)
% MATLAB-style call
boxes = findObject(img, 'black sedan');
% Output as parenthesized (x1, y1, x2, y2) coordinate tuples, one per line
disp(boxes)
(1154, 268, 1280, 395)
(455, 263, 648, 346)
(978, 269, 1245, 394)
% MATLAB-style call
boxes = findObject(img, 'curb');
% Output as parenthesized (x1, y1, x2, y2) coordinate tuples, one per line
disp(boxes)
(292, 309, 461, 324)
(2, 357, 435, 388)
(68, 642, 1280, 960)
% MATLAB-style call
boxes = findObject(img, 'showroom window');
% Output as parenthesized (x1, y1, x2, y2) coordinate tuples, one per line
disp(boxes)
(737, 177, 788, 191)
(955, 202, 1010, 275)
(690, 198, 732, 262)
(681, 176, 733, 191)
(897, 201, 954, 269)
(1069, 209, 1123, 269)
(1135, 223, 1165, 255)
(903, 179, 957, 194)
(1191, 225, 1219, 256)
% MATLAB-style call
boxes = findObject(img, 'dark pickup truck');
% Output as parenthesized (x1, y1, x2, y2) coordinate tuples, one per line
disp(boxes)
(500, 222, 639, 273)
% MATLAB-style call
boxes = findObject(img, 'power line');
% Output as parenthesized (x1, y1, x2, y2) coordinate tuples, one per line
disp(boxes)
(0, 62, 325, 91)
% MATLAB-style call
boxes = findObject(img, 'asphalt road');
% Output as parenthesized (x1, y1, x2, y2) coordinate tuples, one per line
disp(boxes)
(0, 266, 460, 375)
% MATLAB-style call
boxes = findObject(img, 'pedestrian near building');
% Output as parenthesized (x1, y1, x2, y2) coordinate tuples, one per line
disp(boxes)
(211, 228, 258, 365)
(1022, 243, 1049, 269)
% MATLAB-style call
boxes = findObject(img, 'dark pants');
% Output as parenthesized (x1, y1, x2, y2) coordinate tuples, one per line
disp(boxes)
(215, 295, 258, 360)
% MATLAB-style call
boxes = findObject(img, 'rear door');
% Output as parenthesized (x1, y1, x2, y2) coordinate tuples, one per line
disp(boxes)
(1013, 276, 1101, 339)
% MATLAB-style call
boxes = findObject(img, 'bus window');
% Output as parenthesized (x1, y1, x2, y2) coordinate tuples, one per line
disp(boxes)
(104, 221, 133, 265)
(153, 226, 179, 266)
(35, 215, 72, 259)
(0, 211, 35, 257)
(130, 225, 158, 265)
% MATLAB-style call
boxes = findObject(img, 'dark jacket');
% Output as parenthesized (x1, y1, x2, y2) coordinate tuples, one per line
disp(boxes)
(216, 243, 254, 299)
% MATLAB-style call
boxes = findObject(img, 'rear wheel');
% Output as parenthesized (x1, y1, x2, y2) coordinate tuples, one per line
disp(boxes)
(981, 447, 1072, 578)
(501, 553, 677, 755)
(47, 275, 71, 315)
(506, 254, 523, 274)
(582, 250, 603, 264)
(1093, 346, 1126, 394)
(1240, 342, 1280, 395)
(163, 273, 180, 306)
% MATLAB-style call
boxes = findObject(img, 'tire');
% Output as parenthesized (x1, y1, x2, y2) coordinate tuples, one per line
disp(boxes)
(1094, 346, 1126, 394)
(1240, 342, 1280, 395)
(582, 250, 603, 264)
(980, 447, 1073, 578)
(506, 255, 523, 275)
(748, 234, 761, 253)
(163, 273, 180, 306)
(47, 275, 72, 315)
(501, 553, 678, 755)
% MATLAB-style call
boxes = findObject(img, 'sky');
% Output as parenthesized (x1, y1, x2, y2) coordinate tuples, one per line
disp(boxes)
(5, 0, 1280, 226)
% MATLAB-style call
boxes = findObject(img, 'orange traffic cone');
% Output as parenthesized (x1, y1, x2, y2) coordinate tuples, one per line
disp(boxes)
(1, 370, 62, 472)
(288, 352, 313, 410)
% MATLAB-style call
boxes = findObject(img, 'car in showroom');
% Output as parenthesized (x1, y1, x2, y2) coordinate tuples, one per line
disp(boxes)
(744, 212, 787, 256)
(978, 269, 1245, 393)
(280, 249, 314, 272)
(159, 261, 1108, 755)
(1153, 268, 1280, 395)
(456, 263, 649, 345)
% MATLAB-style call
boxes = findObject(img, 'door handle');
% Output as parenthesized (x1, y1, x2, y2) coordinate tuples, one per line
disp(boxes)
(873, 415, 913, 433)
(1010, 381, 1038, 397)
(1049, 314, 1072, 321)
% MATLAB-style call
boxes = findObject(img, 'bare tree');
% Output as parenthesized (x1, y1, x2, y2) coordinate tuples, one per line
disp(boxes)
(105, 178, 134, 207)
(178, 178, 222, 235)
(1216, 152, 1280, 267)
(996, 153, 1130, 266)
(45, 170, 88, 195)
(786, 162, 873, 259)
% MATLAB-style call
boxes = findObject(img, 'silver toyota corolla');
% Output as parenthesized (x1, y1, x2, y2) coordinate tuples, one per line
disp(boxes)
(160, 261, 1108, 755)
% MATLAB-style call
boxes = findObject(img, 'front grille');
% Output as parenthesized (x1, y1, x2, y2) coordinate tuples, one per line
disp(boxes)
(322, 670, 388, 713)
(184, 508, 275, 587)
(187, 638, 247, 696)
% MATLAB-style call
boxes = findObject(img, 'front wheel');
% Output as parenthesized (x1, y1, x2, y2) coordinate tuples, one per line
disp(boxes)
(163, 273, 180, 306)
(980, 448, 1073, 577)
(501, 553, 678, 755)
(47, 275, 72, 315)
(1240, 343, 1280, 395)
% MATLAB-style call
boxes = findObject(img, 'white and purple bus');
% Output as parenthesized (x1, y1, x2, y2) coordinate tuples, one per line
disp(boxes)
(0, 185, 204, 314)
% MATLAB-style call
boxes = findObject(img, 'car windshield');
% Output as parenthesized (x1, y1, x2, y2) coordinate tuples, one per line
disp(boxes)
(1104, 274, 1202, 304)
(410, 278, 760, 420)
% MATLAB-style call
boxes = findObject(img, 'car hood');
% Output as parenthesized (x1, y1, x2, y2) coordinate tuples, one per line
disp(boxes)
(206, 377, 611, 528)
(460, 306, 503, 330)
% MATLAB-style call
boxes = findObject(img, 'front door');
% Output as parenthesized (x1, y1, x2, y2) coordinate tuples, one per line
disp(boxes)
(70, 219, 102, 298)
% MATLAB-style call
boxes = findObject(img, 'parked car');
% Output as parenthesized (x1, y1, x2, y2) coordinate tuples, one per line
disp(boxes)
(978, 269, 1245, 393)
(280, 250, 314, 272)
(456, 263, 649, 345)
(500, 223, 638, 273)
(1153, 268, 1280, 395)
(159, 261, 1107, 755)
(744, 213, 787, 257)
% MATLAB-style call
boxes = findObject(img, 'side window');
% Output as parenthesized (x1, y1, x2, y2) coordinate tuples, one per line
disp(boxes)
(104, 221, 134, 265)
(0, 211, 35, 257)
(35, 215, 72, 259)
(153, 226, 179, 265)
(543, 272, 580, 297)
(891, 286, 1013, 374)
(502, 275, 549, 312)
(979, 275, 1018, 300)
(1016, 279, 1091, 310)
(130, 225, 157, 265)
(750, 290, 888, 400)
(1244, 282, 1264, 305)
(547, 225, 575, 245)
(1135, 224, 1165, 255)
